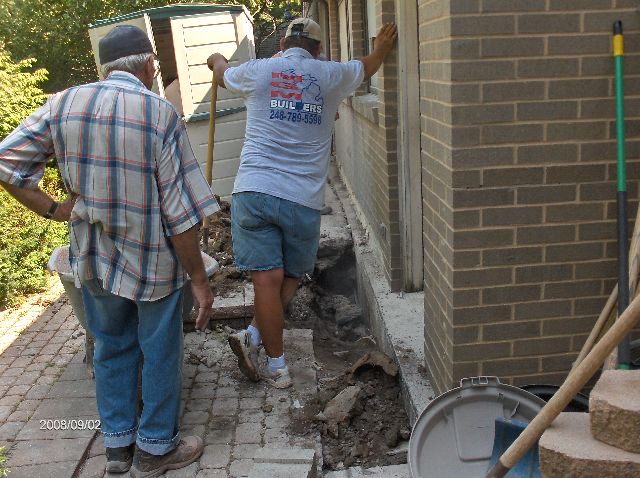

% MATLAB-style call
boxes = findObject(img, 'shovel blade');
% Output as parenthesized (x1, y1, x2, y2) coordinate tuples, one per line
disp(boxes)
(489, 417, 541, 478)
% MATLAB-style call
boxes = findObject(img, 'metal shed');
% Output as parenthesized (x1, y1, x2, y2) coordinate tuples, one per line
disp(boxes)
(88, 4, 255, 199)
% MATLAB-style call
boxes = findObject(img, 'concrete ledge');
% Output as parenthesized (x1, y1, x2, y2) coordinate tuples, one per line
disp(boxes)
(329, 164, 434, 425)
(324, 464, 410, 478)
(249, 447, 317, 478)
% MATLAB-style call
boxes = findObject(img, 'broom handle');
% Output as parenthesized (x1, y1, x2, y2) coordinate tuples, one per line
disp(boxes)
(202, 70, 218, 245)
(486, 290, 640, 478)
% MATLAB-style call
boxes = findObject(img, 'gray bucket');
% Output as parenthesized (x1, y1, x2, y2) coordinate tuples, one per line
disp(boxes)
(48, 245, 219, 375)
(408, 376, 546, 478)
(48, 245, 219, 321)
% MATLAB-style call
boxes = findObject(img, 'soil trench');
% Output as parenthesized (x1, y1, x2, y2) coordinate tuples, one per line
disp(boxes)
(204, 198, 410, 471)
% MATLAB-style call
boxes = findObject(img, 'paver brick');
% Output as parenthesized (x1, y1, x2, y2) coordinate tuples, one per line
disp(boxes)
(186, 399, 213, 412)
(13, 372, 40, 386)
(200, 444, 231, 469)
(6, 385, 30, 396)
(7, 410, 30, 422)
(182, 411, 210, 425)
(0, 421, 23, 440)
(3, 367, 25, 377)
(196, 469, 228, 478)
(165, 462, 199, 478)
(233, 444, 260, 459)
(235, 422, 263, 444)
(230, 458, 254, 477)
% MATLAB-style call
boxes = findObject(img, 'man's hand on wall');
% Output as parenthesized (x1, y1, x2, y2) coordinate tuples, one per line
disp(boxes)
(374, 23, 398, 58)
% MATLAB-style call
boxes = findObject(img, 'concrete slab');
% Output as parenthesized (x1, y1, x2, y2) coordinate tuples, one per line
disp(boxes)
(324, 464, 410, 478)
(58, 362, 93, 381)
(5, 437, 87, 467)
(253, 446, 315, 465)
(30, 397, 98, 419)
(15, 417, 98, 440)
(328, 166, 434, 425)
(3, 460, 78, 478)
(249, 463, 315, 478)
(46, 379, 95, 399)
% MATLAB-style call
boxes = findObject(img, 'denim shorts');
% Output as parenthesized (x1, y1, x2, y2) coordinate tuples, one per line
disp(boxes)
(231, 192, 321, 277)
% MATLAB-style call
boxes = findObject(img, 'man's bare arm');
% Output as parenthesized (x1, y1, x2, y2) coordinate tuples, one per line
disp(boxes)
(206, 53, 230, 88)
(168, 225, 214, 331)
(360, 23, 398, 80)
(1, 180, 74, 222)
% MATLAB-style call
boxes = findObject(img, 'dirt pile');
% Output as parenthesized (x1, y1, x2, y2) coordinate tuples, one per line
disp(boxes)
(287, 280, 410, 470)
(204, 197, 249, 296)
(291, 351, 410, 470)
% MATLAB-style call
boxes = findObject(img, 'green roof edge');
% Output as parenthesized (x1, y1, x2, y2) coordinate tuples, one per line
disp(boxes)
(89, 3, 245, 28)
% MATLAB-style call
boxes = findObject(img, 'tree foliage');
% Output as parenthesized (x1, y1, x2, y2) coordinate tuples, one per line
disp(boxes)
(0, 0, 301, 93)
(0, 46, 47, 138)
(0, 44, 68, 307)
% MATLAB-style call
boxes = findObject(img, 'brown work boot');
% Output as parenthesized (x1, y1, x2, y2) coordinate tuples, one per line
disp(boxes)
(106, 444, 134, 473)
(129, 436, 203, 478)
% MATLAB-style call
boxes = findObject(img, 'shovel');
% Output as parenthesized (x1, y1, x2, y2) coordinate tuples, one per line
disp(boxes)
(202, 69, 218, 246)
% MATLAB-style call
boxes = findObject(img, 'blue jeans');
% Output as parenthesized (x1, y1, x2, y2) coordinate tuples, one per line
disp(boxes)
(231, 192, 321, 277)
(82, 281, 183, 455)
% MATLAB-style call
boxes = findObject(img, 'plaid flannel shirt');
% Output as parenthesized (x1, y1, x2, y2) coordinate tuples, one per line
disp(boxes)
(0, 72, 219, 301)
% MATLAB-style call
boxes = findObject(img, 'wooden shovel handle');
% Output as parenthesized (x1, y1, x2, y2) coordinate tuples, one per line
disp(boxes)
(202, 71, 218, 243)
(486, 290, 640, 478)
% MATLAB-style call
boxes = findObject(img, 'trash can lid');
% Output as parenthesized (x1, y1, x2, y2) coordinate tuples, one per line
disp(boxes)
(408, 376, 545, 478)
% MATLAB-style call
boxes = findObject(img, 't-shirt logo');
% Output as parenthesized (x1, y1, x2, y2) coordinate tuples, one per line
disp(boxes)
(269, 69, 324, 124)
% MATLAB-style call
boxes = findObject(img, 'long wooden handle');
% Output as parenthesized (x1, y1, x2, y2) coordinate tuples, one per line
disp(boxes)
(573, 284, 617, 369)
(486, 290, 640, 478)
(202, 71, 218, 244)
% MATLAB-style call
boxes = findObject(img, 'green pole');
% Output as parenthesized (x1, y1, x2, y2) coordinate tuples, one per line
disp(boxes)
(613, 20, 631, 369)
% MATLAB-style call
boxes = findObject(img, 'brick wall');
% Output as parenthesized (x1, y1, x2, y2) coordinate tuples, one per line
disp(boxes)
(422, 0, 640, 393)
(332, 0, 403, 289)
(419, 0, 457, 394)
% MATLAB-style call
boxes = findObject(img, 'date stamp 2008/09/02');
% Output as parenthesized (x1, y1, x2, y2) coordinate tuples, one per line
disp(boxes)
(39, 419, 101, 431)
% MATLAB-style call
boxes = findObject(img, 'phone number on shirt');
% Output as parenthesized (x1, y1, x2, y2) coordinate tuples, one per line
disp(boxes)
(269, 110, 322, 124)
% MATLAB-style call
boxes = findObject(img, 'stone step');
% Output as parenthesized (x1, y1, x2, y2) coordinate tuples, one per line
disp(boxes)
(248, 447, 317, 478)
(590, 370, 640, 453)
(539, 412, 640, 478)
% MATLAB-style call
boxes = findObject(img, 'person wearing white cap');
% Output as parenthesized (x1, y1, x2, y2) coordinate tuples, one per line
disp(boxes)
(207, 18, 397, 389)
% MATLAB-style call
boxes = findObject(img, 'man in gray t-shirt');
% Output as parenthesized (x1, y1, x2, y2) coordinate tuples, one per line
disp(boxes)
(208, 18, 397, 388)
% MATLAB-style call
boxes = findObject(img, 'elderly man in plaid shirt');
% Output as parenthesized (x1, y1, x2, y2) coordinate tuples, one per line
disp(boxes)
(0, 26, 218, 477)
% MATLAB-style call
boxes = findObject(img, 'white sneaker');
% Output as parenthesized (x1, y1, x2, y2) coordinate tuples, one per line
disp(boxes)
(228, 330, 260, 382)
(259, 360, 292, 389)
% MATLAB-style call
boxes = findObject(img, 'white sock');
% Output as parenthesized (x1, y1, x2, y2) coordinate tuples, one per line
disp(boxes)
(247, 324, 261, 346)
(268, 354, 286, 371)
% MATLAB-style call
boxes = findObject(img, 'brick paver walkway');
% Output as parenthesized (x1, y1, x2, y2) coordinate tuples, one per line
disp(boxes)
(0, 282, 320, 478)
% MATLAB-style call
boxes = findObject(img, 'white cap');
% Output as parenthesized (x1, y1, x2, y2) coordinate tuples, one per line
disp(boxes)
(285, 18, 322, 43)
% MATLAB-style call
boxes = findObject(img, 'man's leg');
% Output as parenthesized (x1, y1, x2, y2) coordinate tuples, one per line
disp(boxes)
(251, 268, 285, 358)
(246, 274, 300, 343)
(251, 268, 293, 388)
(130, 287, 204, 477)
(82, 285, 140, 473)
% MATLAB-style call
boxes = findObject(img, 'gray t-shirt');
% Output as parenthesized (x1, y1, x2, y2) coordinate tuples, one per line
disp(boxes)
(224, 48, 364, 210)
